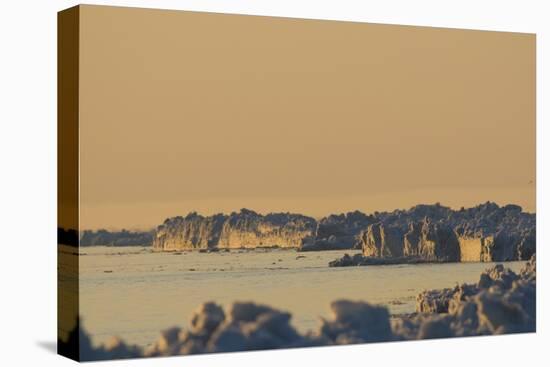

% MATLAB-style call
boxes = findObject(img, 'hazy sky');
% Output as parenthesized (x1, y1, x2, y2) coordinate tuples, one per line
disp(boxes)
(79, 5, 535, 230)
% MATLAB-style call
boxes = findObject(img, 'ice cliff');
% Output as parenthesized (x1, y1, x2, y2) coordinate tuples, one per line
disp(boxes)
(153, 203, 534, 262)
(152, 209, 316, 251)
(358, 202, 535, 262)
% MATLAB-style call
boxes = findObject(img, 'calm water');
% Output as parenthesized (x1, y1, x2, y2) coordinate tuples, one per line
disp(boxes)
(75, 246, 525, 348)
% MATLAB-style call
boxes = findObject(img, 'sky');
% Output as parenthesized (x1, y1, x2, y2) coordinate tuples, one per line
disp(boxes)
(78, 5, 535, 230)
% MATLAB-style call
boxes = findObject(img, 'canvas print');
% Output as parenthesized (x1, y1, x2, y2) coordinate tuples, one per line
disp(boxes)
(58, 5, 536, 362)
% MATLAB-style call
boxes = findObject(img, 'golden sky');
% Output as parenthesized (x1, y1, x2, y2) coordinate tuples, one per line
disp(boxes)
(78, 5, 535, 230)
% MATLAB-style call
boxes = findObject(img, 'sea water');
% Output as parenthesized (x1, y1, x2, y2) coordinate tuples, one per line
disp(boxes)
(73, 246, 525, 348)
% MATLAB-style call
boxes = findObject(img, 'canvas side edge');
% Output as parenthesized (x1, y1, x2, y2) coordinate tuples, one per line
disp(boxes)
(57, 5, 81, 362)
